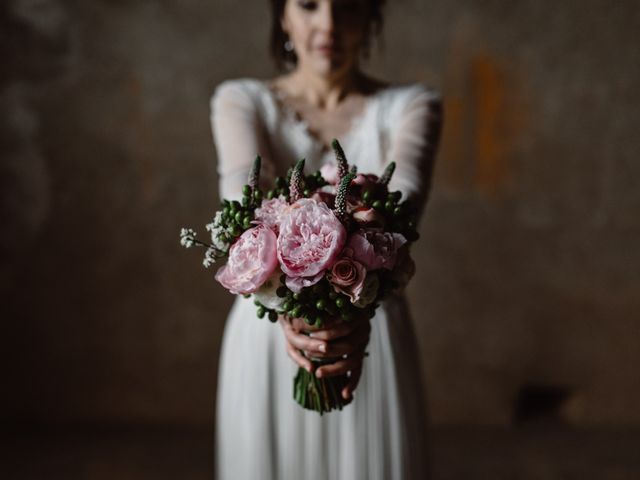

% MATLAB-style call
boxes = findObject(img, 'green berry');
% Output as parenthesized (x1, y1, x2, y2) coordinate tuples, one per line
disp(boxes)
(276, 286, 288, 298)
(266, 190, 275, 199)
(316, 299, 327, 311)
(256, 307, 266, 319)
(372, 200, 383, 210)
(291, 306, 302, 318)
(328, 291, 338, 300)
(234, 211, 243, 223)
(314, 317, 323, 328)
(242, 196, 250, 207)
(242, 185, 251, 196)
(254, 190, 263, 201)
(335, 297, 346, 309)
(362, 190, 371, 202)
(282, 301, 292, 312)
(268, 311, 278, 322)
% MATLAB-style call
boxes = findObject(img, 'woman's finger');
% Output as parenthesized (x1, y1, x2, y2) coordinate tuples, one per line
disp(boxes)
(302, 321, 369, 359)
(285, 342, 313, 373)
(342, 365, 363, 401)
(315, 349, 365, 378)
(322, 320, 371, 357)
(280, 317, 327, 355)
(307, 321, 358, 341)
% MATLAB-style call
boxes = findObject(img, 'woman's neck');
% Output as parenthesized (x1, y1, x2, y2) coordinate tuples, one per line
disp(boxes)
(284, 68, 363, 111)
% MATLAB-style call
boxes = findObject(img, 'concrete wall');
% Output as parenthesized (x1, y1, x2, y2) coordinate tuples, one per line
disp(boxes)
(2, 0, 638, 428)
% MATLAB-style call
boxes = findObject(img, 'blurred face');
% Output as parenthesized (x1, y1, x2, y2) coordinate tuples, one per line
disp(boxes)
(282, 0, 370, 79)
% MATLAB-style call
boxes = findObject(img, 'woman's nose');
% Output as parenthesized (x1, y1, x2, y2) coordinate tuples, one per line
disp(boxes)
(316, 2, 335, 33)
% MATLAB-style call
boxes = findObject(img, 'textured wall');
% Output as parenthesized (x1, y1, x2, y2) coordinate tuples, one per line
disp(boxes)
(1, 0, 639, 428)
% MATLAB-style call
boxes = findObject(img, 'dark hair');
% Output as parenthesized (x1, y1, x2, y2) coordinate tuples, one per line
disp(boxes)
(269, 0, 386, 71)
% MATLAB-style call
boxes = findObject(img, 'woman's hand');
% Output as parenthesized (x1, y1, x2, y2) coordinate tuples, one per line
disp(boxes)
(279, 313, 371, 401)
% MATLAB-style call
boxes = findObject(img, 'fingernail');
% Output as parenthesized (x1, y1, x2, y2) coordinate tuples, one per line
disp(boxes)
(315, 369, 322, 378)
(317, 343, 326, 353)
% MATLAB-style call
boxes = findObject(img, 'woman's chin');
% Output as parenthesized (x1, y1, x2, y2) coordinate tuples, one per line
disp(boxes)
(308, 56, 354, 79)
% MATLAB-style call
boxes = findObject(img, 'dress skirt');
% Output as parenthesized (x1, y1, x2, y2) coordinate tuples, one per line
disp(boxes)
(215, 294, 429, 480)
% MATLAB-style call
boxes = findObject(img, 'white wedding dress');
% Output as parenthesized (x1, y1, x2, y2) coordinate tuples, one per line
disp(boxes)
(210, 78, 442, 480)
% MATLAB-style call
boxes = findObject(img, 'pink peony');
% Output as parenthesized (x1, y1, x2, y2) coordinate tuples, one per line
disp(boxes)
(254, 197, 289, 233)
(320, 163, 340, 185)
(277, 198, 346, 292)
(327, 248, 367, 304)
(215, 225, 278, 294)
(348, 229, 407, 271)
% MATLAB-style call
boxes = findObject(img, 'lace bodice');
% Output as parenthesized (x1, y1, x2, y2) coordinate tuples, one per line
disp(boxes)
(210, 78, 442, 214)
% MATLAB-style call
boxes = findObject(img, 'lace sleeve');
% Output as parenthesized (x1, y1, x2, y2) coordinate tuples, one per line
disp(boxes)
(210, 80, 271, 201)
(386, 85, 443, 222)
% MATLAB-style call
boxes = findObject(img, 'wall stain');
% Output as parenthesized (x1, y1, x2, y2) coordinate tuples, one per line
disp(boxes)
(440, 25, 528, 200)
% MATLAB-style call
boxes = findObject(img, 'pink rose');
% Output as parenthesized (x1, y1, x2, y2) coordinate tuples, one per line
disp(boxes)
(320, 163, 340, 185)
(277, 198, 346, 292)
(327, 249, 367, 304)
(352, 206, 385, 226)
(348, 229, 407, 271)
(254, 197, 289, 233)
(215, 225, 278, 294)
(353, 273, 379, 308)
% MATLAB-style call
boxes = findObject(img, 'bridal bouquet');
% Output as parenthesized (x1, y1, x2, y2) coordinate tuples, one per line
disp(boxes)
(180, 140, 418, 414)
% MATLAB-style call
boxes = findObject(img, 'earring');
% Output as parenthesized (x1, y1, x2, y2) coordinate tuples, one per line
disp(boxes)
(284, 40, 294, 52)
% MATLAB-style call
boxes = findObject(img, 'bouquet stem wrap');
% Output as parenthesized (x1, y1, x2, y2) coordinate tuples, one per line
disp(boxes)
(294, 359, 349, 414)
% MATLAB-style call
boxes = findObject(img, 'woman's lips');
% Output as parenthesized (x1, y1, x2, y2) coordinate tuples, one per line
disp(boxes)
(317, 45, 342, 56)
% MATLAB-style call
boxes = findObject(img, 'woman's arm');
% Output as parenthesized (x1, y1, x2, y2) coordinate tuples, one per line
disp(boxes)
(210, 80, 272, 201)
(386, 85, 444, 222)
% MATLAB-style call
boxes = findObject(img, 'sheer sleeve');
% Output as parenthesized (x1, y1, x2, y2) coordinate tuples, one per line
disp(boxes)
(386, 85, 443, 223)
(210, 80, 272, 201)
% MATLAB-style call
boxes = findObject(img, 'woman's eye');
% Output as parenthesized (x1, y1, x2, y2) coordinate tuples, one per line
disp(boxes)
(297, 0, 318, 11)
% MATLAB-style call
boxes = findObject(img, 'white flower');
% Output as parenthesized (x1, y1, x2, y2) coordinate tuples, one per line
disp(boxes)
(180, 228, 196, 248)
(203, 247, 217, 268)
(253, 270, 286, 310)
(206, 211, 230, 253)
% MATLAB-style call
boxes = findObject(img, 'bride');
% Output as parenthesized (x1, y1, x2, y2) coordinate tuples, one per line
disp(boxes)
(211, 0, 442, 478)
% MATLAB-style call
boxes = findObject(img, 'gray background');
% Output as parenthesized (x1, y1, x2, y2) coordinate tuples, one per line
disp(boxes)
(2, 0, 639, 437)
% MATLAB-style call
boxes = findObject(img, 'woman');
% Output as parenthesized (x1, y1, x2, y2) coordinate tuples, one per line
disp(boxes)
(211, 0, 442, 478)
